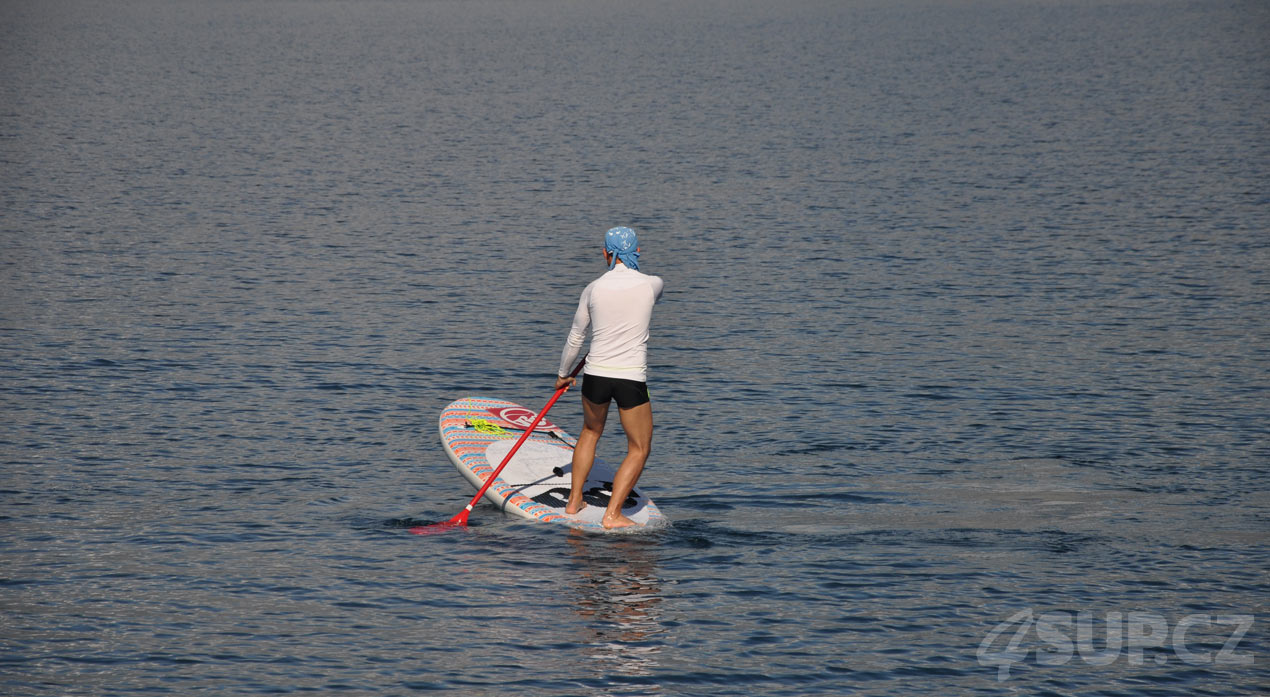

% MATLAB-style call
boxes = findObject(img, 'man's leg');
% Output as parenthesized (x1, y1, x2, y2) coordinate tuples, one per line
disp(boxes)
(603, 401, 653, 529)
(567, 396, 609, 514)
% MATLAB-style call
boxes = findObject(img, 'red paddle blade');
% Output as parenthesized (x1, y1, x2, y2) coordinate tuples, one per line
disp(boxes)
(408, 510, 470, 535)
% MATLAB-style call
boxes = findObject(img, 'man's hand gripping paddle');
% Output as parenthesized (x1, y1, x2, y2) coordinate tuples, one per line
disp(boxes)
(410, 357, 585, 534)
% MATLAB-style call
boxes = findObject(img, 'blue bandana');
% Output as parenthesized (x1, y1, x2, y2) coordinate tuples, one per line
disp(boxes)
(605, 226, 640, 270)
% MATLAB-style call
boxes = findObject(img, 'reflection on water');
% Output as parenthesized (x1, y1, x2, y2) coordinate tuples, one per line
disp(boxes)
(568, 534, 666, 684)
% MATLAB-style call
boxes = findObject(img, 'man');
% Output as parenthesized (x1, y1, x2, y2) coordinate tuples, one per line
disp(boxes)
(555, 226, 664, 529)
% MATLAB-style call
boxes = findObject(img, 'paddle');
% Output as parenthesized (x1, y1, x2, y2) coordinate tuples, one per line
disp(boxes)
(411, 356, 586, 533)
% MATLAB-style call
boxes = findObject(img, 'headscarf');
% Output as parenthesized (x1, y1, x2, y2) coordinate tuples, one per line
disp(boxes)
(605, 226, 640, 270)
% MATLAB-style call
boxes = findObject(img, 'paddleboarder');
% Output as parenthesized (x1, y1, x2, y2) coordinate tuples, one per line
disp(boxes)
(555, 226, 664, 529)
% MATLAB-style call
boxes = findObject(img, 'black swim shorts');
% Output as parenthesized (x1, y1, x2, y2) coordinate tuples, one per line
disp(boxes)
(581, 374, 650, 409)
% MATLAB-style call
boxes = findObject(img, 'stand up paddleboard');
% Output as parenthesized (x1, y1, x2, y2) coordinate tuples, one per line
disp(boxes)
(439, 396, 668, 532)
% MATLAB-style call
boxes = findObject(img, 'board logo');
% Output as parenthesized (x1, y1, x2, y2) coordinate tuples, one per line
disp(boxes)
(486, 406, 558, 432)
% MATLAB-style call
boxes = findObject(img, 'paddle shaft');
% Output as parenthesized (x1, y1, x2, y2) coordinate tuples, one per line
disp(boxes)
(445, 357, 585, 525)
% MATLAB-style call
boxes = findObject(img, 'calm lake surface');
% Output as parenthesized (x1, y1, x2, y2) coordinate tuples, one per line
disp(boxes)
(2, 0, 1267, 694)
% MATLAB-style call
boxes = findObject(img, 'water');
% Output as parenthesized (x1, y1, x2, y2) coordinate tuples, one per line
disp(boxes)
(2, 0, 1267, 694)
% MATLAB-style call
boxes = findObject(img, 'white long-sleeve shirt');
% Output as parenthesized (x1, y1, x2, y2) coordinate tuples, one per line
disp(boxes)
(558, 265, 664, 382)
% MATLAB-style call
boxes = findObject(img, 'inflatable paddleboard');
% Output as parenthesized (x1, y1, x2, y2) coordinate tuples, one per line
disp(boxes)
(439, 396, 667, 532)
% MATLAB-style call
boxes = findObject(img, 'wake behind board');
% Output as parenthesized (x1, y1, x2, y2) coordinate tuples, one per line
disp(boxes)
(439, 396, 667, 532)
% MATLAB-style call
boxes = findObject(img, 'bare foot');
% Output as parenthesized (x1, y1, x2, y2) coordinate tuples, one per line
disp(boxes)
(602, 513, 636, 529)
(565, 499, 587, 515)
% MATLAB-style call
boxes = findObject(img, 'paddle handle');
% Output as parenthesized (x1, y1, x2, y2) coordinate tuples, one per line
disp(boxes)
(447, 357, 585, 524)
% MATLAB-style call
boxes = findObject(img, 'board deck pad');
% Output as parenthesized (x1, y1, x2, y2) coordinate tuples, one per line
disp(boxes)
(439, 396, 667, 532)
